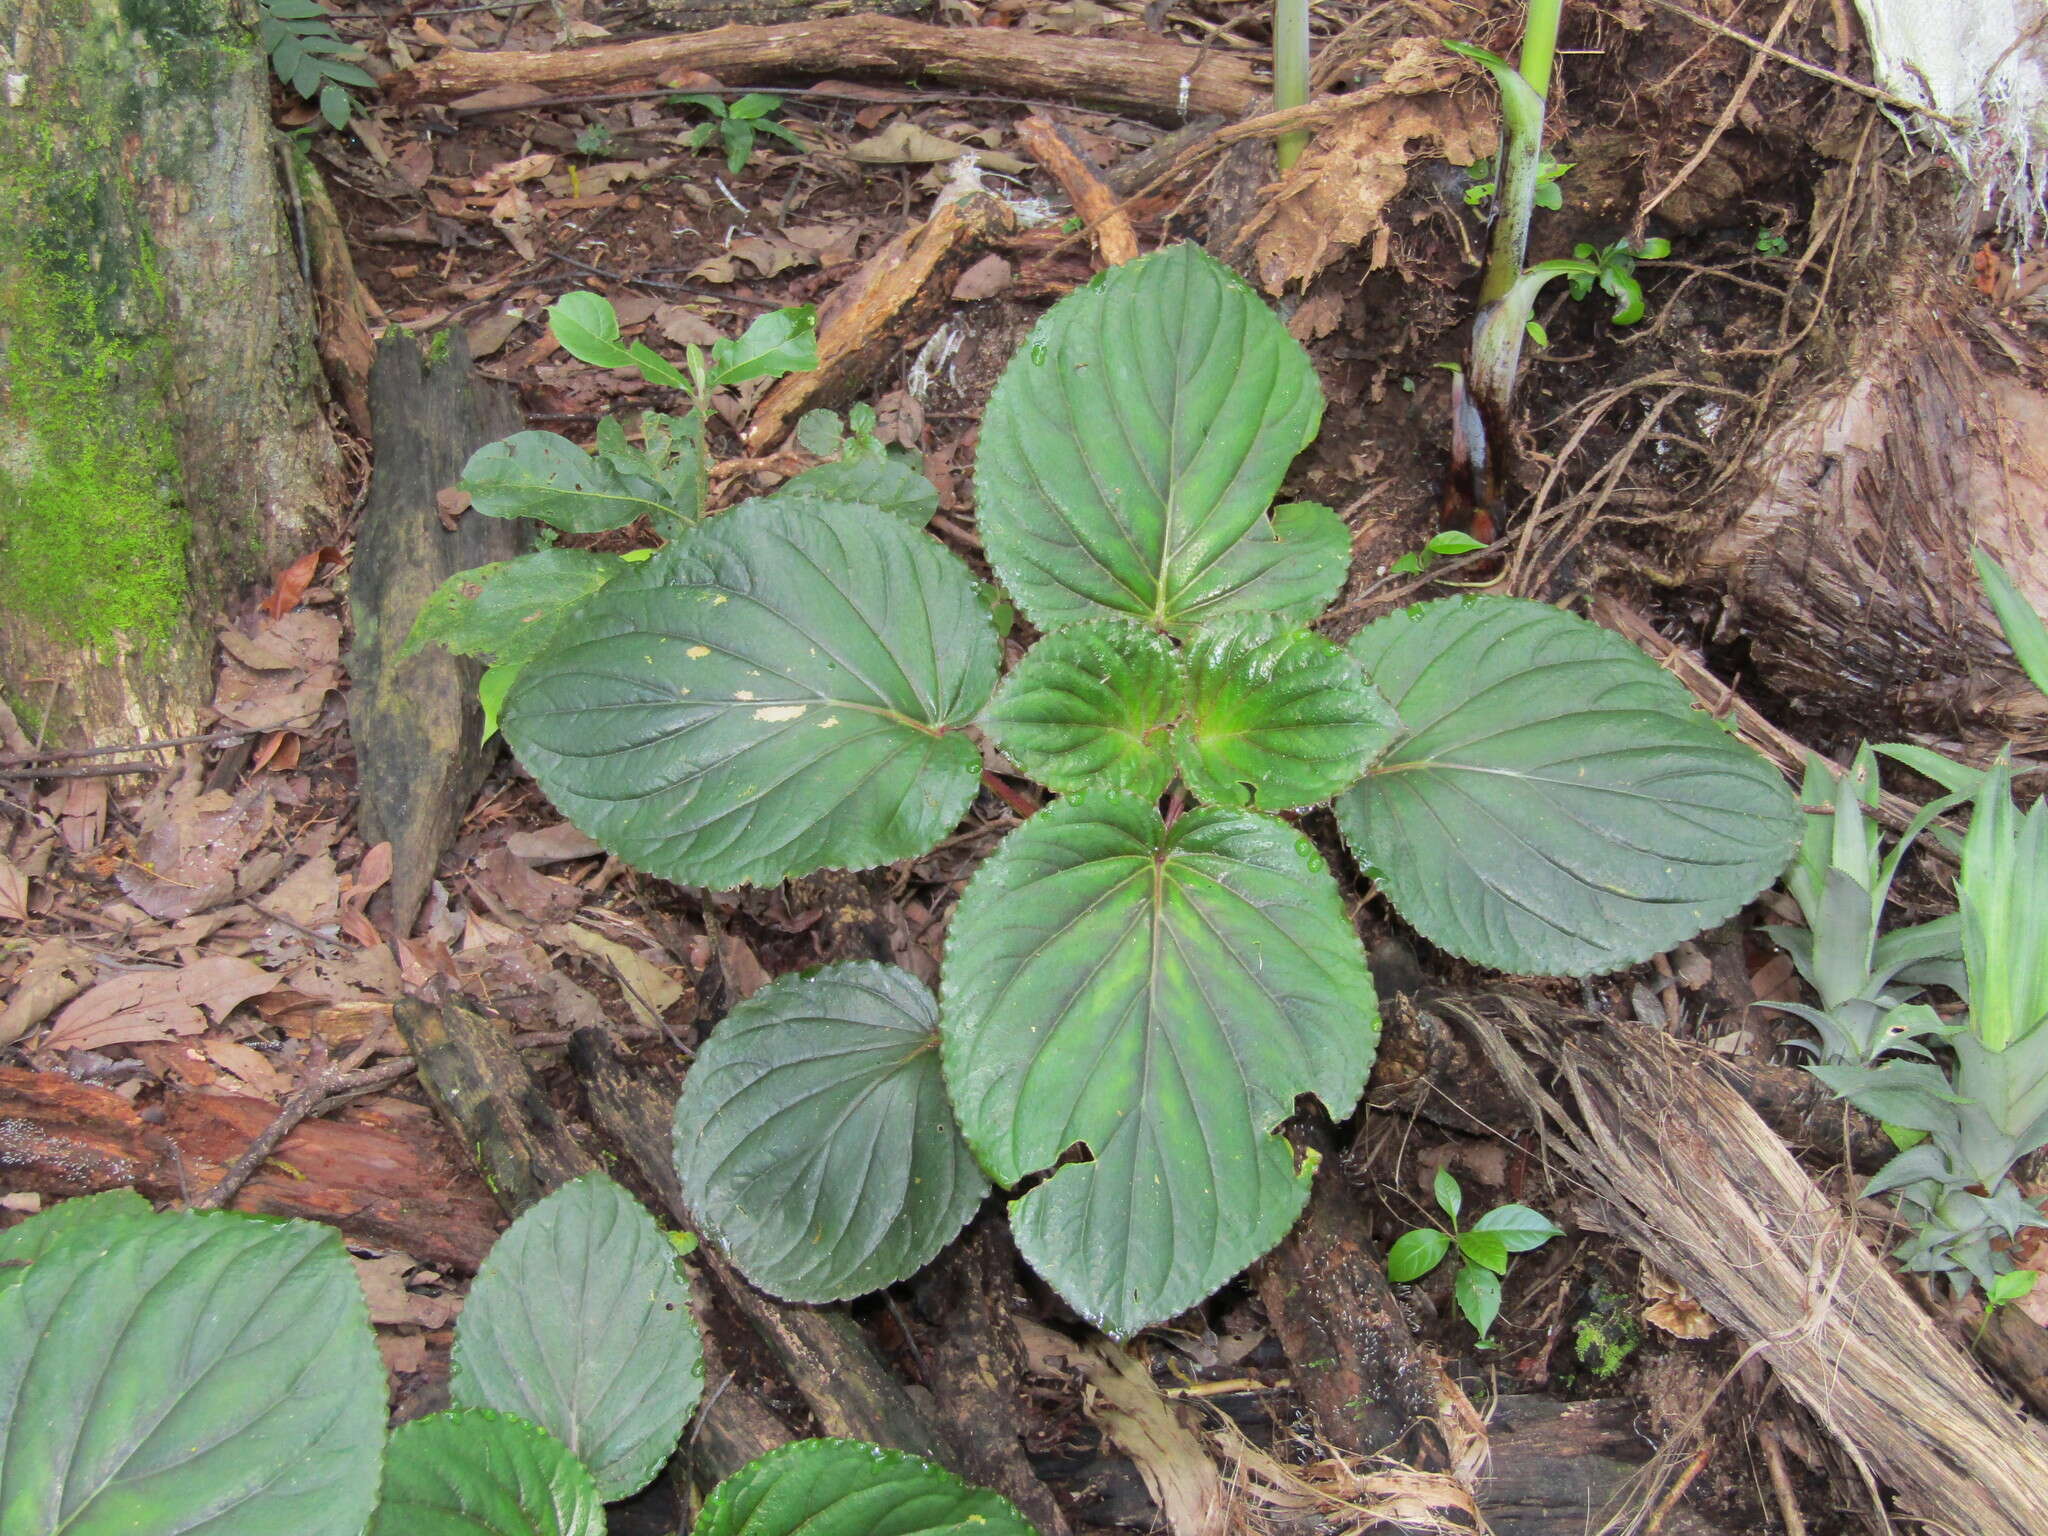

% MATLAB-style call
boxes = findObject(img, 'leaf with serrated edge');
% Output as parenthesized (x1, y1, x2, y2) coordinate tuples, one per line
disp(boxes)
(402, 550, 625, 669)
(0, 1211, 383, 1536)
(371, 1409, 603, 1536)
(0, 1189, 151, 1282)
(1335, 597, 1798, 976)
(941, 794, 1378, 1337)
(983, 621, 1182, 798)
(502, 498, 998, 889)
(780, 454, 938, 526)
(975, 243, 1331, 632)
(675, 962, 988, 1303)
(695, 1439, 1037, 1536)
(1174, 618, 1394, 811)
(450, 1173, 702, 1500)
(461, 431, 678, 532)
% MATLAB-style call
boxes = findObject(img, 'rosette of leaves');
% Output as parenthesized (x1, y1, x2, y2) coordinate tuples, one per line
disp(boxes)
(450, 242, 1796, 1337)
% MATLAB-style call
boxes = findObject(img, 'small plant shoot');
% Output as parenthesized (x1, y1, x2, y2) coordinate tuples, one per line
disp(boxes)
(406, 241, 1797, 1339)
(675, 92, 809, 174)
(1387, 1168, 1562, 1343)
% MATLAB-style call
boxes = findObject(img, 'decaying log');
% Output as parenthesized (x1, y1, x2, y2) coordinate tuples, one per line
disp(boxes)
(912, 1225, 1074, 1536)
(1697, 274, 2048, 758)
(0, 1065, 501, 1270)
(397, 16, 1261, 123)
(1014, 116, 1139, 267)
(348, 337, 525, 935)
(1251, 1126, 1450, 1469)
(568, 1029, 958, 1466)
(389, 995, 795, 1485)
(1435, 994, 2048, 1536)
(1475, 1397, 1727, 1536)
(289, 151, 376, 437)
(744, 185, 1018, 451)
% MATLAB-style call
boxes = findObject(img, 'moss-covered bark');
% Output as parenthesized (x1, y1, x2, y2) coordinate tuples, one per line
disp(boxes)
(0, 0, 341, 742)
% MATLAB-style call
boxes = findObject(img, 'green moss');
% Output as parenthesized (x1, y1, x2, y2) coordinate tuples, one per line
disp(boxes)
(1570, 1281, 1641, 1380)
(0, 0, 258, 653)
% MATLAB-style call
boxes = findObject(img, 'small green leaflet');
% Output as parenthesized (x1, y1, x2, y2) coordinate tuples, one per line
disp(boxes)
(1335, 597, 1799, 976)
(1173, 619, 1395, 812)
(403, 549, 627, 670)
(371, 1409, 604, 1536)
(450, 1174, 703, 1501)
(674, 962, 988, 1303)
(694, 1440, 1037, 1536)
(501, 497, 998, 889)
(982, 620, 1182, 798)
(941, 794, 1379, 1336)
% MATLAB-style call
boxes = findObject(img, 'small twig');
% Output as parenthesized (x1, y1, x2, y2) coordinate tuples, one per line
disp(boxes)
(189, 1042, 417, 1211)
(0, 761, 162, 781)
(245, 899, 351, 959)
(544, 249, 779, 308)
(980, 771, 1040, 819)
(0, 728, 256, 767)
(1638, 0, 1798, 229)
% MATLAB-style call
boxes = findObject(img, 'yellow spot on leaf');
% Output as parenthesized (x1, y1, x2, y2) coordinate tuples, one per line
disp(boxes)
(754, 704, 807, 722)
(686, 645, 710, 659)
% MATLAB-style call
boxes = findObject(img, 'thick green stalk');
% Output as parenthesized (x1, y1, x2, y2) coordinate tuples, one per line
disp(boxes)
(1456, 0, 1566, 305)
(1273, 0, 1311, 171)
(1466, 259, 1590, 433)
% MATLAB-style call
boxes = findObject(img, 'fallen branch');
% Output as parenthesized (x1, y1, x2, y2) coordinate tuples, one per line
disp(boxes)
(1014, 116, 1139, 267)
(395, 15, 1260, 123)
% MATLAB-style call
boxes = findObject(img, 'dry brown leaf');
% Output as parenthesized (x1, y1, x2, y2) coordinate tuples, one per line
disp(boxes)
(0, 937, 95, 1046)
(464, 308, 528, 359)
(259, 853, 342, 933)
(44, 955, 277, 1052)
(212, 611, 344, 733)
(0, 852, 28, 923)
(654, 306, 725, 348)
(549, 923, 684, 1028)
(951, 253, 1013, 300)
(353, 1251, 465, 1329)
(47, 776, 107, 855)
(844, 121, 1028, 175)
(716, 930, 770, 1001)
(476, 152, 556, 190)
(203, 1038, 294, 1100)
(503, 823, 603, 865)
(1237, 39, 1489, 294)
(119, 771, 274, 921)
(489, 186, 541, 262)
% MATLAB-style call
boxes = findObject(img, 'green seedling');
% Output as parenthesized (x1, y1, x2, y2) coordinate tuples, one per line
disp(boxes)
(0, 1185, 1034, 1533)
(1390, 529, 1489, 576)
(410, 243, 1799, 1339)
(574, 122, 619, 157)
(1755, 228, 1791, 256)
(1464, 153, 1572, 209)
(1387, 1168, 1563, 1344)
(255, 0, 373, 130)
(674, 92, 808, 174)
(1978, 1267, 2039, 1342)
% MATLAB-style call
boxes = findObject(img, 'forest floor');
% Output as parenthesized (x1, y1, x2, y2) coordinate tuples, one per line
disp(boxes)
(4, 1, 2047, 1533)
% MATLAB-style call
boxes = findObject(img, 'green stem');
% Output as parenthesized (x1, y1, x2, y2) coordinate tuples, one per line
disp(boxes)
(1273, 0, 1311, 171)
(1466, 258, 1591, 422)
(1517, 0, 1563, 98)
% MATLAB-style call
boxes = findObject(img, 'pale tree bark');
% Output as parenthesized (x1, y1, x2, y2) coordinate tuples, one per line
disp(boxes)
(0, 0, 342, 745)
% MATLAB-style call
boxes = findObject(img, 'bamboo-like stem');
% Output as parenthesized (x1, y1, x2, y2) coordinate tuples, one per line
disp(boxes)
(1272, 0, 1310, 171)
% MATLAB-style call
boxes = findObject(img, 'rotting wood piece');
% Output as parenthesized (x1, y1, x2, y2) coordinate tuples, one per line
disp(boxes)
(744, 186, 1018, 451)
(348, 337, 525, 936)
(911, 1224, 1074, 1536)
(388, 994, 793, 1486)
(1252, 1125, 1453, 1472)
(396, 16, 1260, 124)
(0, 1065, 501, 1271)
(568, 1029, 961, 1467)
(1014, 116, 1139, 268)
(1437, 994, 2048, 1536)
(1475, 1397, 1730, 1536)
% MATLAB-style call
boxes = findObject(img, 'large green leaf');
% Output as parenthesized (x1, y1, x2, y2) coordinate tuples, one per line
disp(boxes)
(1173, 618, 1394, 811)
(371, 1410, 603, 1536)
(975, 243, 1331, 633)
(674, 962, 987, 1302)
(461, 431, 679, 532)
(402, 549, 627, 669)
(0, 1210, 383, 1536)
(780, 454, 938, 526)
(0, 1190, 150, 1290)
(694, 1440, 1036, 1536)
(1333, 597, 1800, 976)
(941, 794, 1378, 1336)
(449, 1173, 701, 1500)
(982, 621, 1182, 797)
(501, 498, 999, 889)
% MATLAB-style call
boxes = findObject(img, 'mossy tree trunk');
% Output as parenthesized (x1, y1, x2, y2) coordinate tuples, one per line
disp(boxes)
(0, 0, 342, 745)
